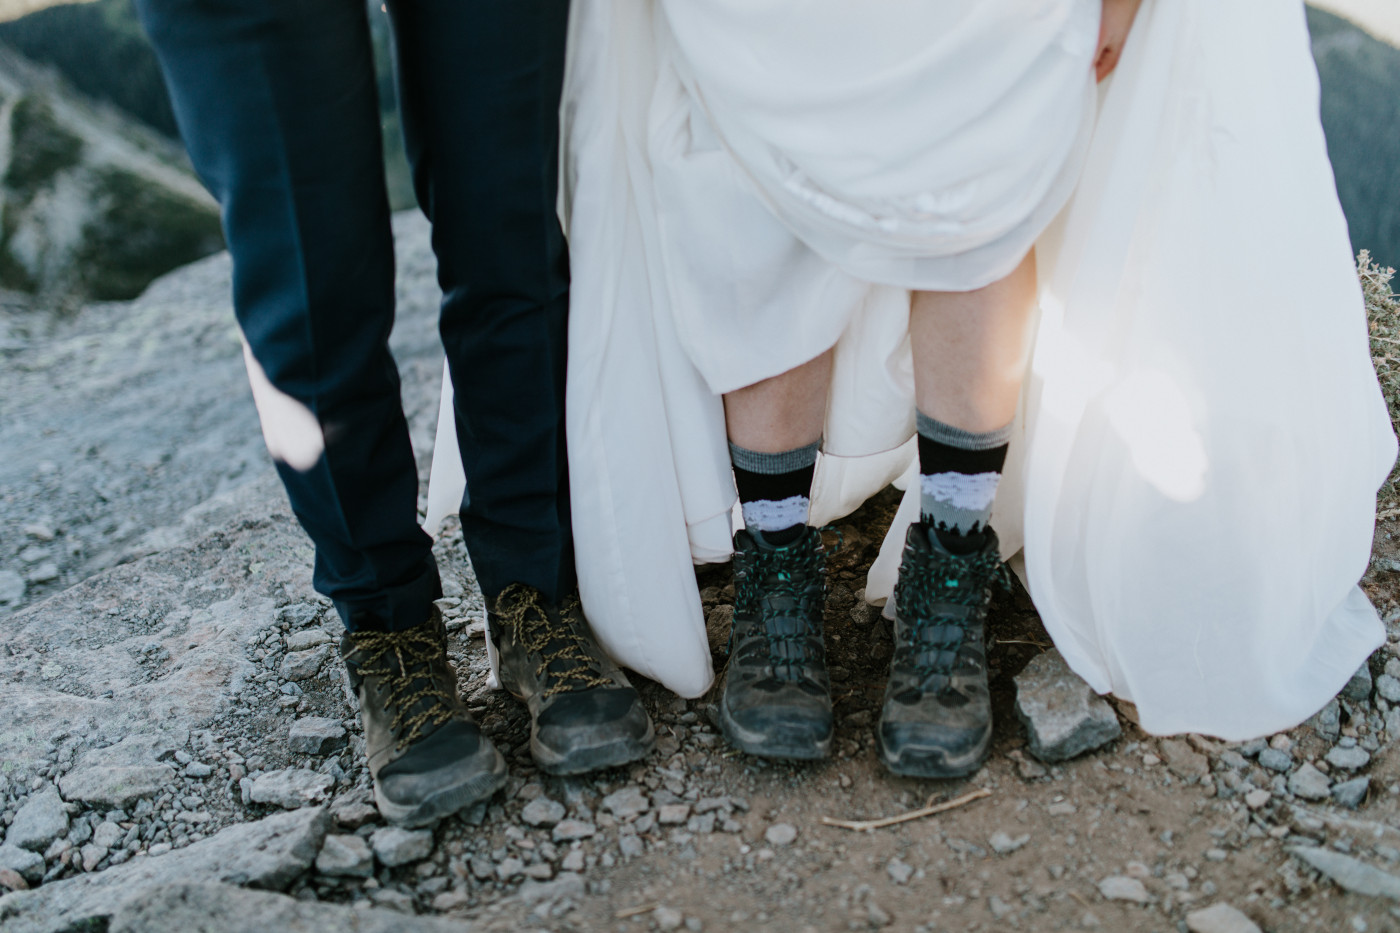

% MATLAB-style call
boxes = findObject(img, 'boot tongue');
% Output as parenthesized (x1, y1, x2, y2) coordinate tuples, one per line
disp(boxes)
(751, 525, 805, 549)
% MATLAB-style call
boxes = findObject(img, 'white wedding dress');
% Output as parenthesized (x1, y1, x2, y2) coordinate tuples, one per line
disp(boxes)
(427, 0, 1398, 740)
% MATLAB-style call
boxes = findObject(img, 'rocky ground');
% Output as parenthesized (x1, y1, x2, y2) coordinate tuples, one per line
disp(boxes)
(3, 214, 1400, 932)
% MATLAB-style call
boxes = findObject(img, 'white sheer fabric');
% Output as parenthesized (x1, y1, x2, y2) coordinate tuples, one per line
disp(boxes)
(427, 0, 1397, 739)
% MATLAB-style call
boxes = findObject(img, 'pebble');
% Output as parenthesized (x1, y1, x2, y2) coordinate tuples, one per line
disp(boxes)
(1159, 739, 1210, 779)
(81, 843, 108, 872)
(1332, 776, 1371, 809)
(1014, 649, 1121, 761)
(1098, 875, 1150, 904)
(764, 823, 798, 847)
(280, 646, 330, 681)
(184, 762, 213, 779)
(285, 629, 333, 652)
(560, 849, 585, 872)
(989, 831, 1031, 854)
(658, 804, 690, 825)
(0, 867, 28, 892)
(1185, 902, 1262, 933)
(1375, 674, 1400, 704)
(618, 834, 645, 859)
(370, 826, 433, 867)
(0, 843, 44, 882)
(26, 563, 59, 584)
(1288, 763, 1332, 801)
(1257, 748, 1292, 772)
(92, 821, 124, 849)
(6, 788, 69, 852)
(315, 833, 374, 877)
(1244, 789, 1271, 810)
(1343, 663, 1375, 702)
(601, 786, 650, 820)
(886, 858, 913, 884)
(496, 857, 524, 881)
(1291, 846, 1400, 899)
(654, 906, 685, 931)
(988, 895, 1015, 920)
(521, 797, 566, 828)
(0, 570, 25, 605)
(1325, 745, 1372, 771)
(248, 768, 333, 809)
(288, 717, 348, 755)
(551, 819, 597, 842)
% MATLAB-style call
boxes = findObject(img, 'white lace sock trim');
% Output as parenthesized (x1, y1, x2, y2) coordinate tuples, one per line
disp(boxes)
(742, 495, 811, 532)
(920, 472, 1001, 512)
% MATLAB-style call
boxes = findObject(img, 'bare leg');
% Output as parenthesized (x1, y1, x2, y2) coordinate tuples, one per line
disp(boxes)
(910, 250, 1037, 431)
(723, 347, 835, 453)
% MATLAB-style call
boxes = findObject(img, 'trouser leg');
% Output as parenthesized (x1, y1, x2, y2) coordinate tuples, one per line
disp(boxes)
(135, 0, 438, 630)
(386, 0, 574, 602)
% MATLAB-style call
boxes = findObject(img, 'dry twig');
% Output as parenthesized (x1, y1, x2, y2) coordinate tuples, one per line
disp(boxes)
(820, 787, 992, 831)
(615, 903, 661, 919)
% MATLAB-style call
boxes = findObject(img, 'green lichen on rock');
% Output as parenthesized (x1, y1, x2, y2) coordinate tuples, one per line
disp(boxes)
(77, 166, 223, 300)
(5, 94, 84, 198)
(1364, 250, 1400, 510)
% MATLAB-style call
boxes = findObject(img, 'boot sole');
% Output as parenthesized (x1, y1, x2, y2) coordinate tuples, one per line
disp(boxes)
(719, 701, 832, 761)
(875, 730, 990, 779)
(374, 746, 509, 828)
(532, 719, 656, 776)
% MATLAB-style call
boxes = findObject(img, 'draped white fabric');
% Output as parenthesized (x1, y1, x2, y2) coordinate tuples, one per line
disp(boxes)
(426, 0, 1397, 739)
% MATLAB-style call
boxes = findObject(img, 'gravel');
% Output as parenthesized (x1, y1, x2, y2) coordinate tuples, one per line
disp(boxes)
(764, 823, 798, 847)
(1098, 876, 1150, 904)
(1288, 763, 1332, 801)
(315, 834, 374, 877)
(1291, 846, 1400, 900)
(287, 718, 347, 756)
(520, 797, 566, 828)
(1185, 902, 1262, 933)
(1331, 777, 1370, 809)
(248, 769, 333, 809)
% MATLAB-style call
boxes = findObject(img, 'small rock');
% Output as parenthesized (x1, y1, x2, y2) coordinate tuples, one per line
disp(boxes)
(316, 833, 374, 877)
(521, 797, 566, 828)
(764, 823, 798, 847)
(601, 786, 649, 820)
(1159, 739, 1210, 779)
(1185, 902, 1262, 933)
(280, 646, 331, 681)
(1375, 674, 1400, 704)
(1014, 649, 1121, 762)
(288, 717, 348, 755)
(185, 762, 213, 779)
(249, 768, 333, 809)
(0, 570, 25, 605)
(560, 849, 585, 872)
(1288, 763, 1332, 800)
(1332, 777, 1370, 809)
(6, 788, 70, 851)
(92, 821, 124, 849)
(1098, 875, 1150, 904)
(654, 906, 685, 931)
(515, 872, 585, 908)
(1342, 663, 1374, 702)
(989, 831, 1031, 854)
(1244, 789, 1271, 810)
(657, 804, 690, 825)
(1291, 846, 1400, 899)
(285, 629, 333, 652)
(619, 834, 645, 859)
(988, 895, 1015, 920)
(0, 843, 44, 882)
(1307, 699, 1342, 740)
(81, 843, 109, 872)
(1257, 748, 1293, 772)
(886, 858, 913, 884)
(329, 791, 379, 829)
(432, 890, 471, 911)
(496, 857, 524, 881)
(551, 819, 597, 842)
(0, 867, 29, 892)
(370, 826, 433, 867)
(26, 562, 60, 584)
(1325, 746, 1372, 771)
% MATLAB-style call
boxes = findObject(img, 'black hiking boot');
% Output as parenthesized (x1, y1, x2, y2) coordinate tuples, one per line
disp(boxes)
(877, 522, 1007, 778)
(488, 584, 654, 775)
(718, 526, 832, 760)
(341, 609, 507, 827)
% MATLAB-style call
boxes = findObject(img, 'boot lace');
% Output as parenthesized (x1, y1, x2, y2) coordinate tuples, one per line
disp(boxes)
(347, 625, 457, 750)
(733, 531, 826, 683)
(497, 585, 610, 698)
(893, 544, 1011, 685)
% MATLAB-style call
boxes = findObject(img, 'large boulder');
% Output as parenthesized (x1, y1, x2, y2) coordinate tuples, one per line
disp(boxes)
(0, 46, 221, 301)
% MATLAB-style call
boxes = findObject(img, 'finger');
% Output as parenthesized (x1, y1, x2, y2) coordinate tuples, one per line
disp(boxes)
(1095, 44, 1120, 82)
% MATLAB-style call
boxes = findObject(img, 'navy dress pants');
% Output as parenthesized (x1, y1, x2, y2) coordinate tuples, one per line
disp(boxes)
(135, 0, 574, 631)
